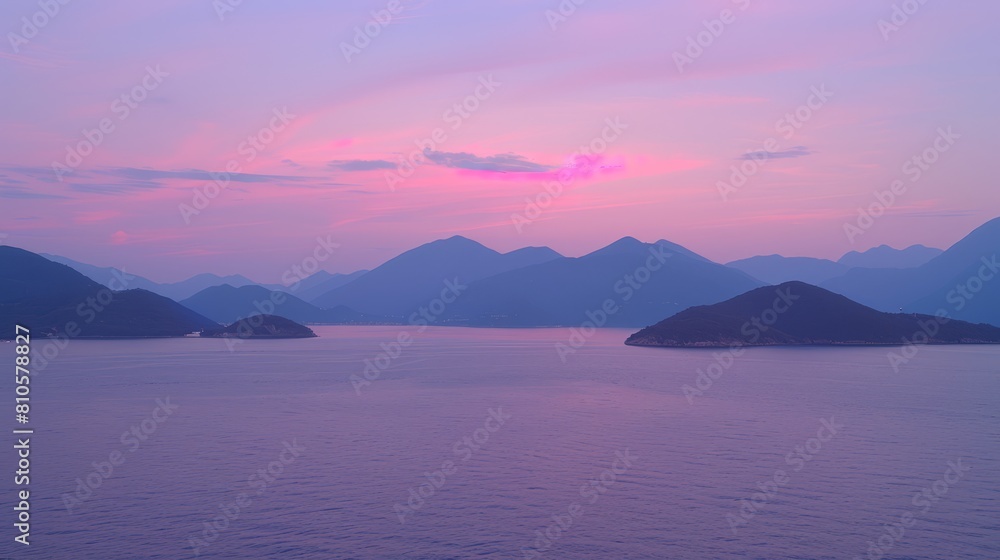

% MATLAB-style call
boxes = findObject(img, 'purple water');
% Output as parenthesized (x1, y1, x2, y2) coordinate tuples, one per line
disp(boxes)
(2, 327, 998, 559)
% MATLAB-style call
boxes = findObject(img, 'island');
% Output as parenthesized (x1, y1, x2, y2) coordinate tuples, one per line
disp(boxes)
(625, 281, 1000, 348)
(200, 315, 318, 339)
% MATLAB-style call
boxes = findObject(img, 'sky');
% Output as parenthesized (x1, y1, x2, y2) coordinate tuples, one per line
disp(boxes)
(2, 0, 999, 282)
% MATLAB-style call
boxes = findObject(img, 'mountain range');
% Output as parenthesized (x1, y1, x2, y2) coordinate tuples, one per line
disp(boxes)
(1, 247, 217, 338)
(821, 217, 1000, 326)
(7, 216, 999, 335)
(42, 253, 367, 302)
(725, 244, 942, 286)
(437, 237, 761, 327)
(311, 237, 564, 317)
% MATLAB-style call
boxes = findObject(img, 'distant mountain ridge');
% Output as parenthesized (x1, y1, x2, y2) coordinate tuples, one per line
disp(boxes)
(181, 285, 381, 325)
(838, 244, 942, 269)
(726, 255, 847, 286)
(294, 270, 369, 303)
(821, 218, 1000, 326)
(726, 244, 943, 287)
(42, 253, 366, 301)
(1, 247, 217, 338)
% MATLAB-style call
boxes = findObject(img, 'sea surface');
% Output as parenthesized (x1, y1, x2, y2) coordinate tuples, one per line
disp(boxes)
(1, 326, 998, 559)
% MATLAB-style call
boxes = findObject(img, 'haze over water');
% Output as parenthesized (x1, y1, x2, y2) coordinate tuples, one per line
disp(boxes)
(3, 327, 998, 559)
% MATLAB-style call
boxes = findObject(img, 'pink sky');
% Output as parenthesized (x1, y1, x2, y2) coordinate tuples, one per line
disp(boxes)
(2, 0, 999, 282)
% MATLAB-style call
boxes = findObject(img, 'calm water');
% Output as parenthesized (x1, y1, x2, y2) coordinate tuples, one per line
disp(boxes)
(2, 327, 998, 559)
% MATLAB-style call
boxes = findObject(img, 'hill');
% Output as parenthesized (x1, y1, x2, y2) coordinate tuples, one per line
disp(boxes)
(201, 315, 317, 338)
(0, 247, 218, 338)
(625, 281, 1000, 347)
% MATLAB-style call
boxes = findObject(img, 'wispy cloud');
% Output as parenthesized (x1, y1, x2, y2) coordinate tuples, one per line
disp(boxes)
(740, 146, 814, 160)
(0, 184, 69, 200)
(328, 159, 397, 171)
(422, 150, 555, 173)
(93, 167, 307, 183)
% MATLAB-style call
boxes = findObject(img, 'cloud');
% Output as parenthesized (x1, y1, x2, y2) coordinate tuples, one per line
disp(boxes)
(422, 150, 555, 173)
(328, 159, 397, 171)
(740, 146, 814, 160)
(70, 180, 161, 195)
(93, 167, 307, 183)
(0, 165, 60, 183)
(0, 184, 69, 199)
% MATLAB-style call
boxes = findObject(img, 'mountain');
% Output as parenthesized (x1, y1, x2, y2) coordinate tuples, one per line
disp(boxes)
(837, 244, 943, 269)
(437, 237, 763, 327)
(155, 272, 260, 300)
(42, 253, 260, 300)
(625, 281, 1000, 347)
(202, 315, 317, 339)
(726, 245, 944, 286)
(726, 255, 847, 285)
(181, 285, 377, 324)
(821, 218, 1000, 326)
(41, 253, 164, 293)
(1, 247, 218, 338)
(654, 239, 711, 262)
(294, 270, 369, 303)
(44, 253, 366, 302)
(311, 236, 563, 316)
